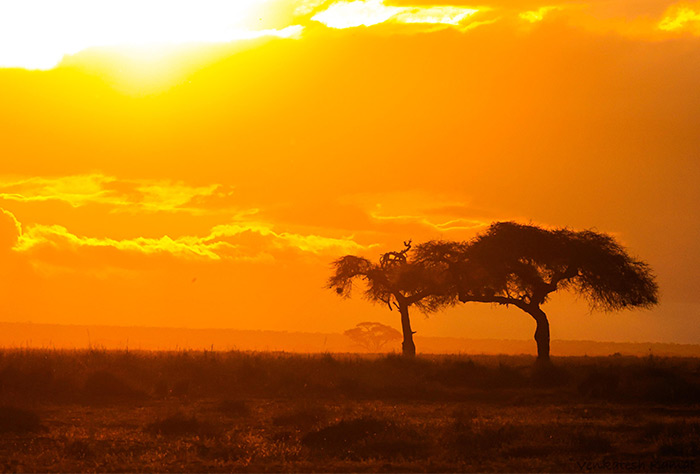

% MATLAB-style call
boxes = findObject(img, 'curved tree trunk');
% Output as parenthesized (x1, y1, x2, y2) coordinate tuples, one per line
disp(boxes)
(527, 306, 550, 362)
(398, 302, 416, 357)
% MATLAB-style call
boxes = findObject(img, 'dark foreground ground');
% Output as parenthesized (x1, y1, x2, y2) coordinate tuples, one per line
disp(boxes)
(0, 349, 698, 472)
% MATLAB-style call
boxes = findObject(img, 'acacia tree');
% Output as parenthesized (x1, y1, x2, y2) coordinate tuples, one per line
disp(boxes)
(416, 222, 659, 362)
(344, 322, 402, 352)
(328, 241, 454, 356)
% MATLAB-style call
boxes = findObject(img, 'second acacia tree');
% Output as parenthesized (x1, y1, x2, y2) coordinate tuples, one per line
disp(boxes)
(328, 241, 454, 356)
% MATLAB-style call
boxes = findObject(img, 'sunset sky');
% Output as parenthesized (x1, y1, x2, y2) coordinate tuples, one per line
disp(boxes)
(1, 0, 699, 346)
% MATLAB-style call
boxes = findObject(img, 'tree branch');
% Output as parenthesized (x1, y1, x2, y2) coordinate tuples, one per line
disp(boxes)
(548, 266, 578, 287)
(458, 294, 529, 311)
(406, 289, 431, 305)
(532, 266, 579, 304)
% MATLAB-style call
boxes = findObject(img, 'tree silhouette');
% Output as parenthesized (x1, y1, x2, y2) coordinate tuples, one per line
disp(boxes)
(416, 222, 658, 362)
(344, 322, 402, 352)
(328, 241, 454, 356)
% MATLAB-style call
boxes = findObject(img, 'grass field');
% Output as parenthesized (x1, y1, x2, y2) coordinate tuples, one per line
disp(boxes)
(0, 349, 698, 472)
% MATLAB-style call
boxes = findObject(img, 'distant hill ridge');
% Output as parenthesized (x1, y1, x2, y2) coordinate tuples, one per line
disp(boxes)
(1, 322, 699, 357)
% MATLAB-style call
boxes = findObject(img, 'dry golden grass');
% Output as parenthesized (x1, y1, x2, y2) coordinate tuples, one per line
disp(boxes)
(0, 349, 698, 472)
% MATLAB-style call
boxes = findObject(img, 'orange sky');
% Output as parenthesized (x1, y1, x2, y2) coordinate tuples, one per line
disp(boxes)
(1, 0, 699, 345)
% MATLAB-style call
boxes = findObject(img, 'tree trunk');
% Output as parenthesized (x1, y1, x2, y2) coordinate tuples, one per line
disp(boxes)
(398, 302, 416, 357)
(528, 306, 550, 362)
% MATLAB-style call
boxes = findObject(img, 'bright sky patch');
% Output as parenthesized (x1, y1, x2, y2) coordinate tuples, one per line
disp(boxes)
(0, 0, 302, 69)
(311, 0, 479, 29)
(658, 3, 700, 32)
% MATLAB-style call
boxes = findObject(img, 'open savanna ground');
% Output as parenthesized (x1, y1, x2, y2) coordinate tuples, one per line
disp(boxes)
(0, 349, 698, 472)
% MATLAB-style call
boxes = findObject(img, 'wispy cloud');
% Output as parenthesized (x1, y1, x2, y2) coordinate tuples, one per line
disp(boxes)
(294, 0, 332, 15)
(311, 0, 481, 29)
(0, 174, 237, 215)
(0, 208, 22, 251)
(342, 191, 494, 236)
(13, 218, 370, 262)
(658, 2, 700, 33)
(14, 223, 231, 260)
(310, 0, 700, 39)
(370, 213, 487, 232)
(519, 5, 565, 23)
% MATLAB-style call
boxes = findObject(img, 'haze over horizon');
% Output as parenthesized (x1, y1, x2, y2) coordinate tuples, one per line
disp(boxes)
(1, 0, 699, 345)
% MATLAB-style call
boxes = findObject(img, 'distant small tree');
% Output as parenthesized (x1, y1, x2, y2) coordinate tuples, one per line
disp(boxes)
(328, 241, 454, 356)
(416, 222, 659, 362)
(344, 322, 402, 352)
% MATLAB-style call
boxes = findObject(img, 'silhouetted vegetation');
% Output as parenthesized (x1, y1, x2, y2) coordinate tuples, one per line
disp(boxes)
(330, 222, 657, 362)
(344, 322, 402, 352)
(0, 349, 698, 472)
(328, 241, 455, 356)
(415, 221, 659, 361)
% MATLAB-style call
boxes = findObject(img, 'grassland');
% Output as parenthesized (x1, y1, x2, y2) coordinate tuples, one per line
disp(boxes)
(0, 349, 698, 472)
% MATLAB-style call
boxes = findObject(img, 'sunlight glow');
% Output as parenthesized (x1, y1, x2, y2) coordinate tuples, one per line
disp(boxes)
(0, 0, 302, 70)
(312, 0, 479, 29)
(312, 0, 402, 28)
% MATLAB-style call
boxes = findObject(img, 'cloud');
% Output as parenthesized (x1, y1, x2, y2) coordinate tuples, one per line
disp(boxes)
(338, 191, 497, 238)
(207, 222, 371, 255)
(294, 0, 332, 15)
(309, 0, 700, 39)
(370, 213, 487, 232)
(396, 6, 480, 25)
(0, 174, 237, 215)
(2, 0, 698, 72)
(519, 6, 565, 23)
(14, 224, 230, 260)
(658, 2, 700, 33)
(311, 0, 480, 29)
(13, 219, 370, 263)
(0, 208, 21, 252)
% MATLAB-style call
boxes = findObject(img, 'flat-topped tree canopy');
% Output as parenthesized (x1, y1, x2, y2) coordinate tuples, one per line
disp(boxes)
(328, 242, 455, 356)
(415, 222, 659, 361)
(459, 222, 658, 310)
